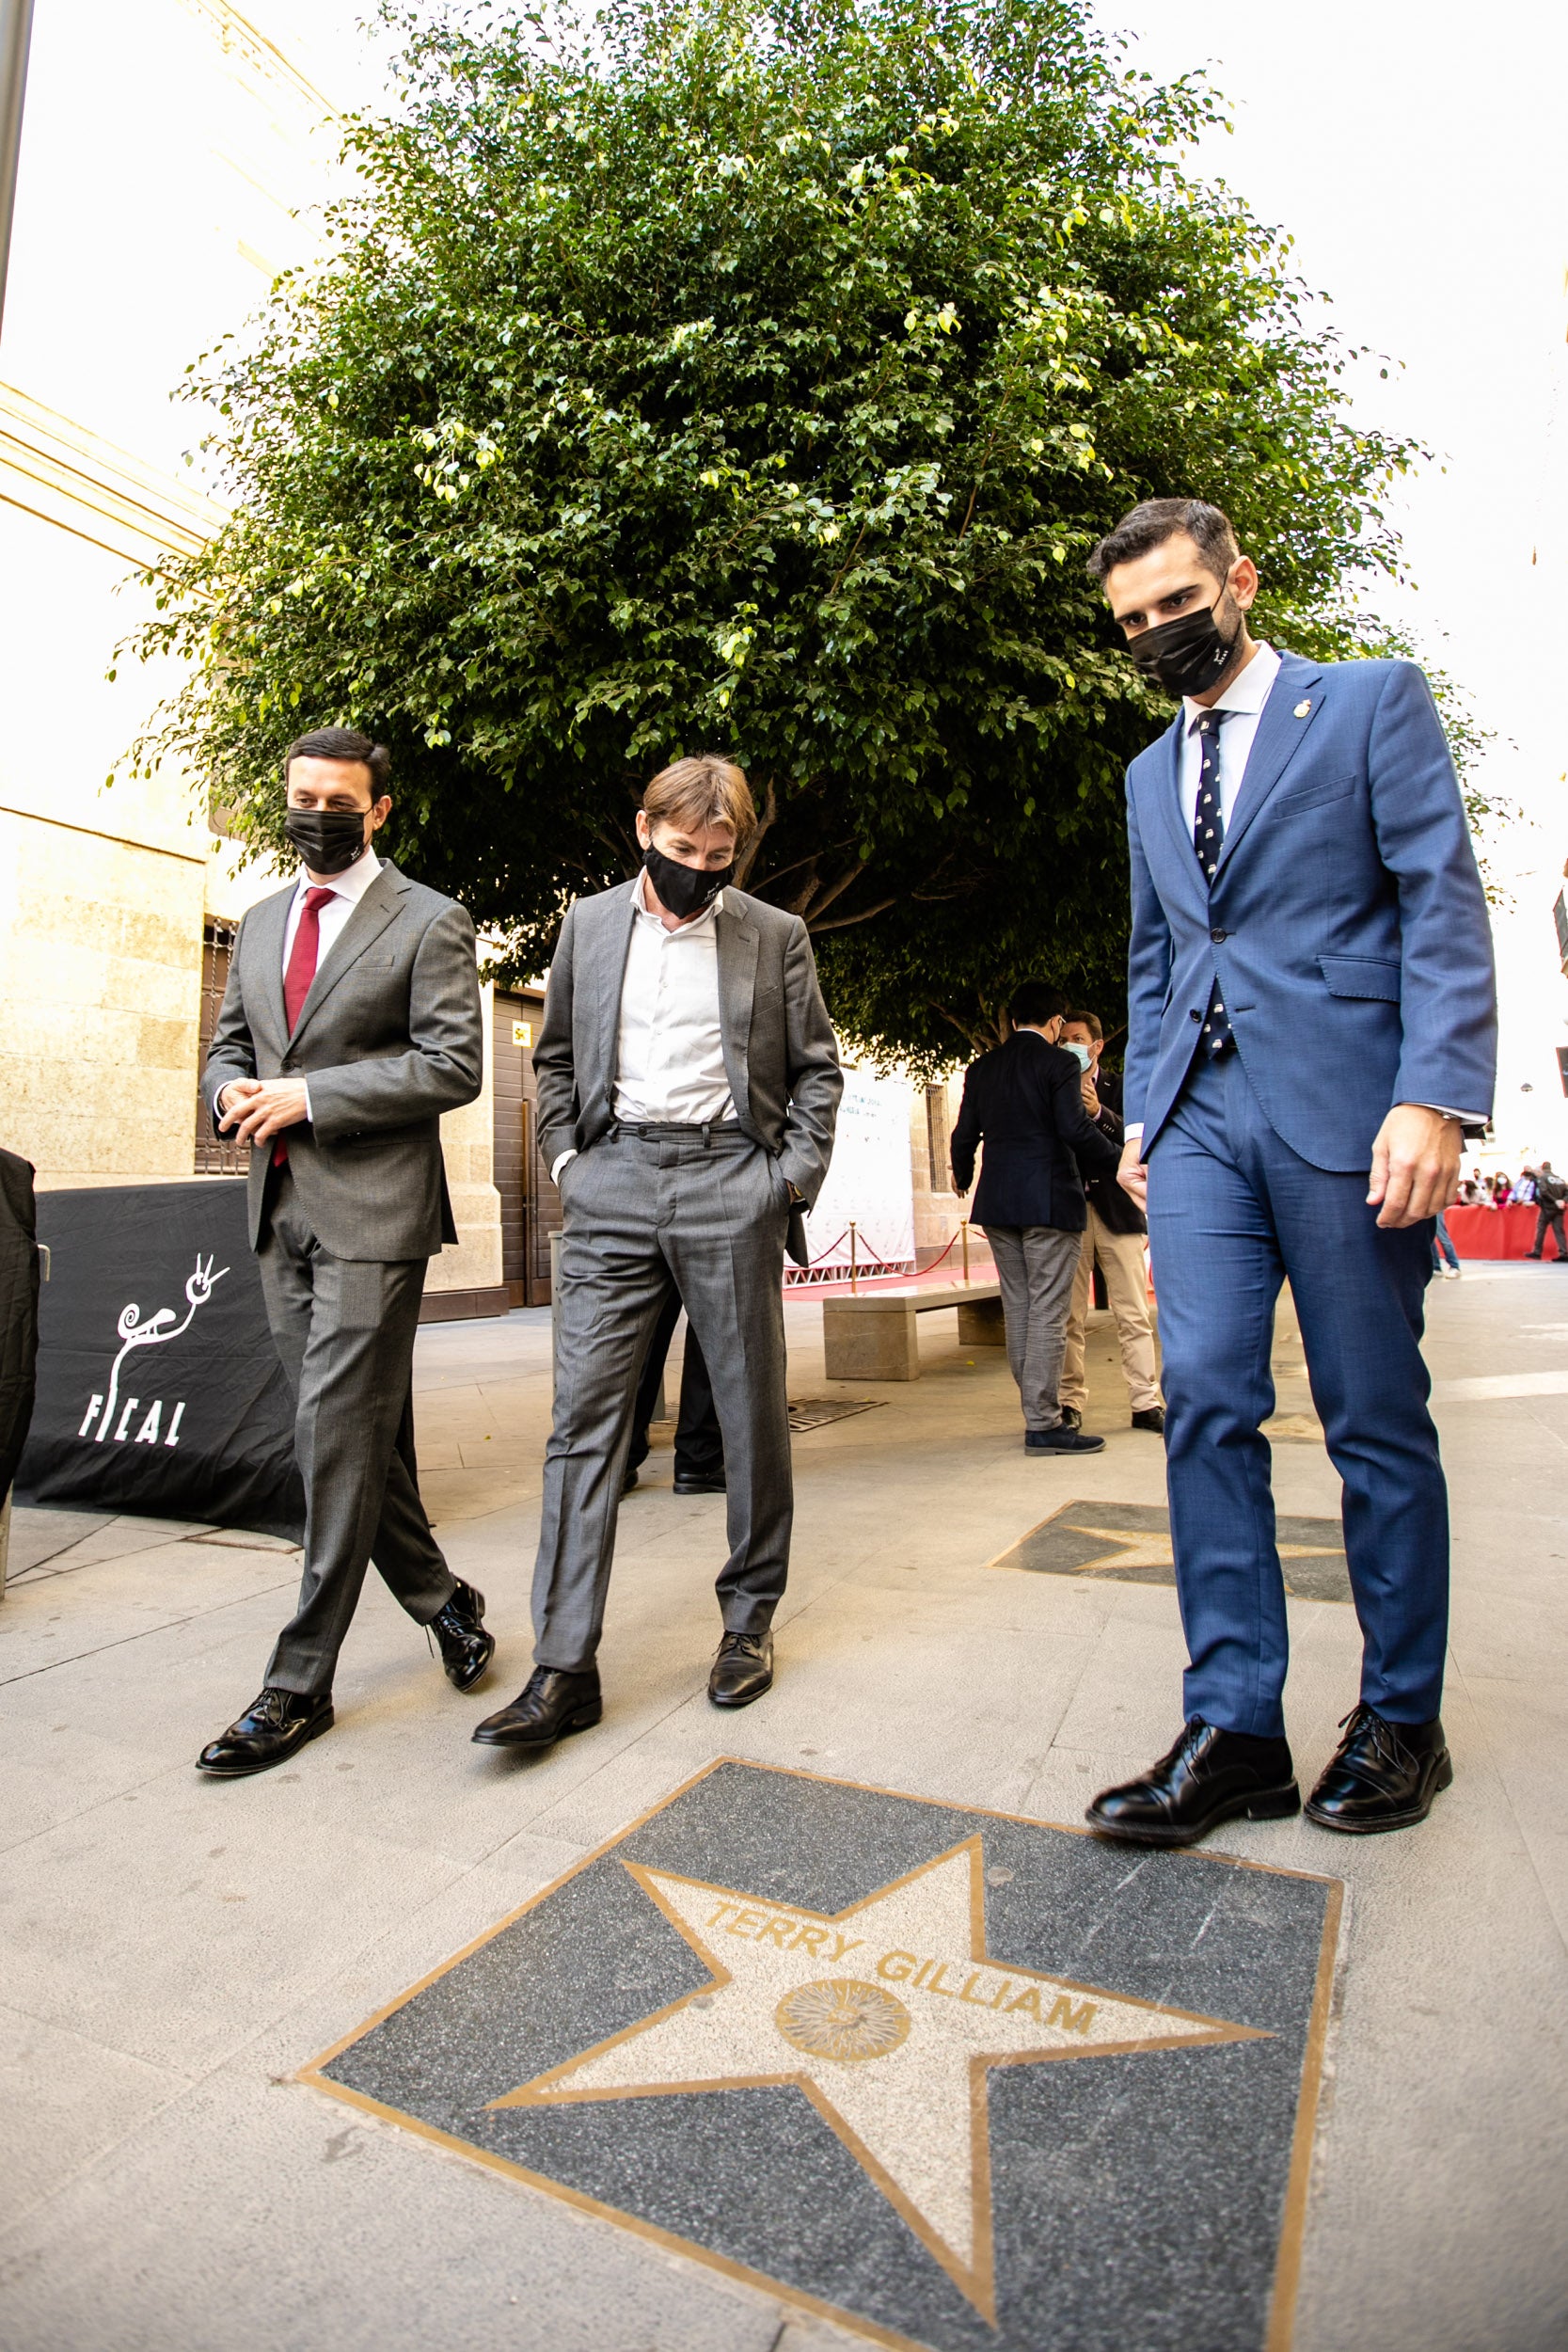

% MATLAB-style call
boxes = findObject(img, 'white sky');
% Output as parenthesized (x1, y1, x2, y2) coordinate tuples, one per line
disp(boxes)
(1094, 0, 1568, 1162)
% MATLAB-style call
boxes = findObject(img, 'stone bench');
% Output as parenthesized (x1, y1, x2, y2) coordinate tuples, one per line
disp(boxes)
(821, 1279, 1006, 1382)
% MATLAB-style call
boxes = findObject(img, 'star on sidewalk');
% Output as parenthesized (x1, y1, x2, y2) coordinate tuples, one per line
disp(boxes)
(1064, 1522, 1343, 1576)
(488, 1836, 1265, 2317)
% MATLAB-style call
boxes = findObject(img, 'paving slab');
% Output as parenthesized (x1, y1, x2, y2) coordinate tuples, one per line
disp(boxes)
(0, 1275, 1562, 2351)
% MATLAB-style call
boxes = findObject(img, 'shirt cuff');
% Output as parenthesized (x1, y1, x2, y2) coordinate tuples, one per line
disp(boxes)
(1124, 1123, 1144, 1143)
(302, 1080, 312, 1122)
(550, 1150, 578, 1186)
(1407, 1103, 1488, 1124)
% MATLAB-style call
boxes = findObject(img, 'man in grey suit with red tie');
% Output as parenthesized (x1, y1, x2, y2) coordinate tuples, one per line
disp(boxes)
(197, 728, 497, 1776)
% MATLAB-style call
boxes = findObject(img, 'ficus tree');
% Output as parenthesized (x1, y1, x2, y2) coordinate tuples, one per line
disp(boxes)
(127, 0, 1427, 1068)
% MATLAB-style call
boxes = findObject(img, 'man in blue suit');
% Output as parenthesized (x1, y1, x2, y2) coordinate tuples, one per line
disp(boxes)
(1083, 499, 1496, 1846)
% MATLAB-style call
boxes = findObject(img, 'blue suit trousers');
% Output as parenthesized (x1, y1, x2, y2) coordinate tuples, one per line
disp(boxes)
(1147, 1050, 1448, 1738)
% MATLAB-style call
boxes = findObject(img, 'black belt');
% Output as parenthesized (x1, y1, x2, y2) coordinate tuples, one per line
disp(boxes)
(608, 1120, 751, 1147)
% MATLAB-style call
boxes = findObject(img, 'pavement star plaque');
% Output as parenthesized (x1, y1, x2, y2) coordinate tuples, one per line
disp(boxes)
(303, 1762, 1343, 2352)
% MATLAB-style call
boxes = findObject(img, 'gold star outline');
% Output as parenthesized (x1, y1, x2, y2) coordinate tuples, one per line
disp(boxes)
(487, 1836, 1266, 2322)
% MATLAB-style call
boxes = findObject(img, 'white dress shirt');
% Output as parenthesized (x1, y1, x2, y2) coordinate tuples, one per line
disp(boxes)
(550, 868, 736, 1184)
(1125, 642, 1481, 1136)
(1178, 640, 1281, 834)
(281, 843, 383, 971)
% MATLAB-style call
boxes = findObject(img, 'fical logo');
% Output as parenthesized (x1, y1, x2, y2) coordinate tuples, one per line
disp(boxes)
(77, 1253, 230, 1450)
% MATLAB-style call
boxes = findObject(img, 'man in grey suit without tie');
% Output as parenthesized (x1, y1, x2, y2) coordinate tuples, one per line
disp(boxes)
(474, 755, 842, 1752)
(197, 728, 497, 1776)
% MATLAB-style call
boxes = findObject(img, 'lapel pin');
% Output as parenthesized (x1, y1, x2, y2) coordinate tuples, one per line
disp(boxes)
(1293, 699, 1312, 718)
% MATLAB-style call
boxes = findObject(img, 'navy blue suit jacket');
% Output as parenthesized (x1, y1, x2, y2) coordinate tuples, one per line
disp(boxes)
(951, 1032, 1122, 1231)
(1124, 651, 1497, 1171)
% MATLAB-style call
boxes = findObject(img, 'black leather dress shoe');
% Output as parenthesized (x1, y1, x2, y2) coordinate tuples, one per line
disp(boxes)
(471, 1665, 602, 1750)
(1058, 1406, 1083, 1431)
(1131, 1406, 1166, 1434)
(1304, 1704, 1452, 1834)
(622, 1465, 641, 1494)
(708, 1630, 772, 1708)
(197, 1688, 334, 1778)
(1086, 1718, 1300, 1848)
(1025, 1425, 1105, 1454)
(674, 1471, 726, 1495)
(429, 1581, 496, 1691)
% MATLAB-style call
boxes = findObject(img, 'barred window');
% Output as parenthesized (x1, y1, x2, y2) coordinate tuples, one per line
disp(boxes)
(194, 917, 244, 1174)
(926, 1084, 955, 1193)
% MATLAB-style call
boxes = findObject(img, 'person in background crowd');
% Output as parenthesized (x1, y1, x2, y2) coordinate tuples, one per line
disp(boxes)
(1513, 1168, 1537, 1206)
(1456, 1175, 1479, 1206)
(1058, 1010, 1164, 1436)
(1085, 495, 1495, 1848)
(1527, 1160, 1568, 1262)
(473, 755, 841, 1753)
(1431, 1212, 1461, 1279)
(1492, 1171, 1513, 1209)
(623, 1296, 725, 1495)
(949, 983, 1123, 1455)
(198, 728, 494, 1777)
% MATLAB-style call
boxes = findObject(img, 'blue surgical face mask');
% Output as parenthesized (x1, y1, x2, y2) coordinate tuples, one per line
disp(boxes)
(1063, 1041, 1092, 1073)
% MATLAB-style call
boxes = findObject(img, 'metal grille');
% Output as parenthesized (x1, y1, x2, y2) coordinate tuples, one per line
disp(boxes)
(194, 917, 244, 1174)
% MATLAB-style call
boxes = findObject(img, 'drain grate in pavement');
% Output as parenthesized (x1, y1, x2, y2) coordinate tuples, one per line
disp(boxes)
(646, 1400, 884, 1446)
(787, 1396, 886, 1434)
(990, 1498, 1351, 1603)
(305, 1758, 1341, 2352)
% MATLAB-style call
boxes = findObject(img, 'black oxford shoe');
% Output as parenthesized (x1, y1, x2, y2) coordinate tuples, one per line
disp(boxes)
(1305, 1705, 1452, 1834)
(1087, 1718, 1300, 1848)
(1131, 1406, 1166, 1434)
(1058, 1406, 1083, 1431)
(708, 1630, 773, 1708)
(1025, 1425, 1105, 1454)
(673, 1471, 726, 1495)
(197, 1688, 334, 1778)
(429, 1581, 496, 1692)
(472, 1665, 602, 1751)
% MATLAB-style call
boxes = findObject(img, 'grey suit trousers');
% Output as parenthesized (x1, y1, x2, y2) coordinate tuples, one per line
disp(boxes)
(259, 1168, 455, 1693)
(533, 1124, 792, 1670)
(983, 1224, 1082, 1432)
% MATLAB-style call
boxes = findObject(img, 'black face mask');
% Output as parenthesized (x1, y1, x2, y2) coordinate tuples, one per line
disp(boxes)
(284, 805, 371, 876)
(1125, 593, 1244, 700)
(643, 839, 733, 919)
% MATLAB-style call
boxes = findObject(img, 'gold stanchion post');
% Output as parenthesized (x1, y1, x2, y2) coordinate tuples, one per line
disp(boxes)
(848, 1220, 858, 1294)
(960, 1219, 970, 1283)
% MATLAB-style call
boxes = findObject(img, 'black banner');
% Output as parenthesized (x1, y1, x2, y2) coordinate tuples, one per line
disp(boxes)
(14, 1181, 304, 1540)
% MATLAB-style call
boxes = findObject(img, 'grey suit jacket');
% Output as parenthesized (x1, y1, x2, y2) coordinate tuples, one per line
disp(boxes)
(533, 881, 842, 1266)
(202, 862, 483, 1262)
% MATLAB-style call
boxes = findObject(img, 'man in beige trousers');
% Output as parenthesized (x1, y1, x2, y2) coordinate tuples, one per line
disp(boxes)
(1058, 1010, 1164, 1436)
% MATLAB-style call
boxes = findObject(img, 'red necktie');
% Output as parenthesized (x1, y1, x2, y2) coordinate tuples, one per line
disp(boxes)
(274, 885, 336, 1165)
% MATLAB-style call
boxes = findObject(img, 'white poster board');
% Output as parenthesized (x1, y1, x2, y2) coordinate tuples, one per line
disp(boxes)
(798, 1064, 915, 1275)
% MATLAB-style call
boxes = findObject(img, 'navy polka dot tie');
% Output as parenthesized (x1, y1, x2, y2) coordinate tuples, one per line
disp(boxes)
(1192, 708, 1233, 1057)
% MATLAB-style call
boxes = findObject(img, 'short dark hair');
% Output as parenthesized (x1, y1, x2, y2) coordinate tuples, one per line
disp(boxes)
(284, 726, 391, 797)
(1063, 1009, 1103, 1041)
(1087, 498, 1240, 587)
(1008, 981, 1066, 1030)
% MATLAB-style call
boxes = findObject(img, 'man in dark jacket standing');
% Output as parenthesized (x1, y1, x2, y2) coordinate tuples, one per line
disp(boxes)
(950, 984, 1123, 1455)
(1059, 1011, 1164, 1435)
(1526, 1161, 1568, 1262)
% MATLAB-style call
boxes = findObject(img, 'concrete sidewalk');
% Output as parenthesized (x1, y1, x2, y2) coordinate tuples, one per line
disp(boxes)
(1, 1268, 1564, 2350)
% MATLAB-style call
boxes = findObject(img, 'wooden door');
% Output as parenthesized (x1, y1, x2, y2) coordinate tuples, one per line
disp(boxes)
(492, 990, 560, 1306)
